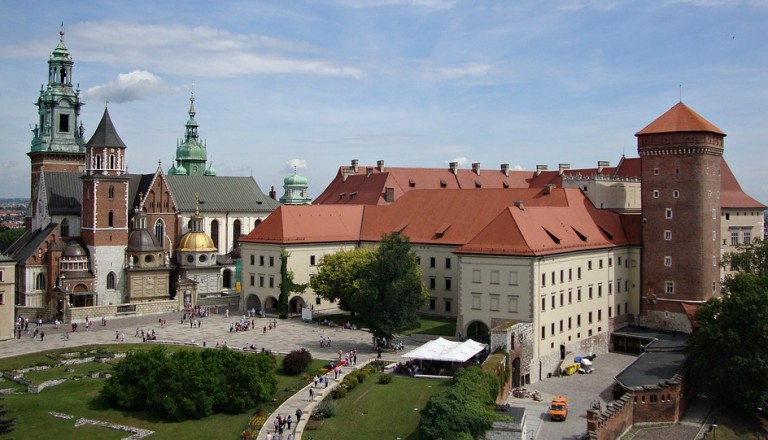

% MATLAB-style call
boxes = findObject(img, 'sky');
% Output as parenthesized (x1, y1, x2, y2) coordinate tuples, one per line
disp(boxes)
(0, 0, 766, 203)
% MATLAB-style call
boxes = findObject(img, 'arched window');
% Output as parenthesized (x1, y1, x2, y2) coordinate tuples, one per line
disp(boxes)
(60, 218, 69, 237)
(36, 273, 46, 290)
(95, 155, 102, 169)
(109, 155, 115, 169)
(108, 211, 114, 227)
(155, 219, 165, 248)
(211, 220, 219, 250)
(107, 272, 116, 289)
(108, 186, 114, 199)
(233, 219, 242, 248)
(223, 268, 233, 289)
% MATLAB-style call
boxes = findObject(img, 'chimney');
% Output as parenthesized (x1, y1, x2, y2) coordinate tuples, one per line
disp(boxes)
(366, 167, 373, 178)
(385, 187, 395, 203)
(597, 160, 610, 173)
(543, 184, 555, 195)
(449, 162, 458, 175)
(558, 163, 570, 175)
(351, 159, 359, 173)
(269, 186, 277, 200)
(514, 200, 525, 211)
(501, 163, 510, 177)
(536, 164, 548, 176)
(377, 160, 385, 173)
(472, 162, 481, 176)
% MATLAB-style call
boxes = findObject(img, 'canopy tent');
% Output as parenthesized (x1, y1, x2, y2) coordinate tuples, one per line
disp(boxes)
(401, 337, 488, 363)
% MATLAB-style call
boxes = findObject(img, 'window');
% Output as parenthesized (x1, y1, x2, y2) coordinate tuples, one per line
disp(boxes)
(250, 275, 255, 286)
(673, 190, 679, 198)
(665, 208, 673, 219)
(744, 231, 752, 244)
(508, 296, 519, 313)
(429, 297, 436, 310)
(445, 278, 452, 290)
(577, 267, 582, 279)
(608, 258, 613, 267)
(60, 218, 69, 237)
(233, 219, 242, 247)
(560, 270, 564, 283)
(541, 273, 546, 287)
(429, 257, 436, 268)
(0, 271, 3, 282)
(250, 255, 255, 265)
(551, 323, 555, 336)
(108, 186, 115, 199)
(316, 297, 322, 305)
(260, 255, 264, 266)
(598, 284, 603, 297)
(59, 113, 69, 132)
(508, 271, 518, 285)
(589, 286, 593, 300)
(653, 190, 660, 198)
(444, 300, 451, 312)
(577, 288, 582, 302)
(568, 290, 572, 304)
(725, 212, 730, 220)
(472, 294, 481, 310)
(445, 258, 451, 269)
(598, 310, 602, 321)
(588, 261, 593, 270)
(541, 326, 546, 340)
(155, 219, 165, 247)
(310, 255, 316, 266)
(429, 277, 436, 289)
(269, 276, 274, 288)
(559, 292, 564, 307)
(577, 314, 581, 327)
(608, 307, 612, 318)
(653, 168, 659, 175)
(490, 295, 499, 311)
(551, 295, 555, 309)
(107, 272, 116, 289)
(472, 270, 481, 283)
(259, 276, 264, 287)
(269, 256, 274, 267)
(490, 270, 499, 285)
(551, 272, 555, 285)
(608, 283, 613, 294)
(108, 211, 114, 227)
(0, 293, 3, 305)
(541, 297, 546, 311)
(665, 281, 674, 294)
(665, 230, 672, 241)
(589, 311, 593, 324)
(568, 317, 572, 329)
(599, 259, 604, 269)
(211, 220, 219, 250)
(664, 256, 672, 267)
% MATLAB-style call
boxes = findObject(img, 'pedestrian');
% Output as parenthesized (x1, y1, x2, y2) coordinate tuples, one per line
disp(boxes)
(295, 408, 302, 423)
(313, 375, 318, 387)
(225, 308, 229, 318)
(115, 330, 119, 341)
(287, 415, 292, 429)
(309, 387, 314, 401)
(287, 433, 294, 440)
(266, 432, 272, 440)
(377, 347, 382, 359)
(40, 331, 45, 342)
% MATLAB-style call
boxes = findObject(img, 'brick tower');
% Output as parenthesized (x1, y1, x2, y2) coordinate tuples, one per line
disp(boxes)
(636, 102, 725, 333)
(80, 108, 130, 305)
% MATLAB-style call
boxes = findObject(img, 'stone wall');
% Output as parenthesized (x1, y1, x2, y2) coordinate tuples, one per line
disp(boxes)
(587, 393, 634, 440)
(197, 295, 241, 312)
(632, 372, 686, 423)
(68, 300, 177, 322)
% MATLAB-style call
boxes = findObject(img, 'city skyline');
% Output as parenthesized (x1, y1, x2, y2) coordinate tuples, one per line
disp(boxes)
(0, 1, 766, 203)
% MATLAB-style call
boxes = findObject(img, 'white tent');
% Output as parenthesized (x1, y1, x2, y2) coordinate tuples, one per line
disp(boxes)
(401, 337, 488, 363)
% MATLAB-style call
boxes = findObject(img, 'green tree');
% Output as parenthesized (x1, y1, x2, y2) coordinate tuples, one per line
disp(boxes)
(359, 233, 428, 341)
(309, 248, 376, 316)
(279, 251, 308, 319)
(0, 395, 16, 435)
(0, 227, 25, 253)
(688, 238, 768, 412)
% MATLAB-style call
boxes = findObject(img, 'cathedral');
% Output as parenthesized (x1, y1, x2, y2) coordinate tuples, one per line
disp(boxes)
(3, 30, 280, 323)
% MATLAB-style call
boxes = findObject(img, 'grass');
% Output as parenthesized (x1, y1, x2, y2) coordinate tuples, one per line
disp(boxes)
(0, 344, 333, 440)
(705, 407, 768, 440)
(317, 312, 457, 337)
(305, 374, 450, 440)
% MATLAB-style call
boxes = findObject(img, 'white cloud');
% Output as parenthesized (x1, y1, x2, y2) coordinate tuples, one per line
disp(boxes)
(83, 70, 173, 104)
(512, 164, 524, 171)
(431, 63, 493, 80)
(283, 158, 308, 172)
(448, 156, 469, 166)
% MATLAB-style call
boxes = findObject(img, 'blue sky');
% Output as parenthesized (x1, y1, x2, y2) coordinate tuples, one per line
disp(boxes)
(0, 0, 766, 204)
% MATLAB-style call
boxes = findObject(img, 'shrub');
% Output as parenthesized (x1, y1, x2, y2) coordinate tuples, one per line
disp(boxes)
(342, 375, 357, 390)
(356, 370, 369, 383)
(331, 386, 348, 399)
(317, 399, 337, 418)
(282, 349, 312, 375)
(377, 374, 393, 384)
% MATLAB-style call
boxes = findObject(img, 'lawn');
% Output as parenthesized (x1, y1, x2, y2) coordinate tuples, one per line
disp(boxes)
(304, 374, 451, 440)
(317, 312, 457, 337)
(0, 344, 331, 440)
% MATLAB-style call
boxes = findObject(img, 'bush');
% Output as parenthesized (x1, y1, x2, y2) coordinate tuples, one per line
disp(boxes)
(377, 374, 392, 384)
(356, 370, 369, 383)
(317, 399, 336, 418)
(282, 349, 312, 375)
(342, 375, 357, 390)
(331, 386, 348, 399)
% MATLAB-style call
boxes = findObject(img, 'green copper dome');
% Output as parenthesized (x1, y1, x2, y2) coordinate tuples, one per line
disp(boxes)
(174, 163, 187, 175)
(172, 88, 208, 176)
(204, 162, 217, 176)
(284, 172, 308, 186)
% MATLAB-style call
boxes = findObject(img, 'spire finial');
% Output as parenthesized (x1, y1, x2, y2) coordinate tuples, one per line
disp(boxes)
(189, 81, 196, 117)
(679, 84, 682, 103)
(60, 23, 65, 42)
(194, 192, 200, 216)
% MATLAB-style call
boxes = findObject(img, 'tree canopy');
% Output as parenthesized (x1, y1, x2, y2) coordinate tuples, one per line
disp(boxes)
(687, 237, 768, 412)
(279, 251, 308, 319)
(101, 346, 277, 421)
(0, 395, 16, 435)
(310, 233, 428, 341)
(310, 247, 376, 316)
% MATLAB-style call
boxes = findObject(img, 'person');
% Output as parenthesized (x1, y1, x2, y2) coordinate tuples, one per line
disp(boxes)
(309, 387, 314, 401)
(265, 432, 272, 440)
(377, 347, 382, 359)
(295, 408, 302, 423)
(287, 433, 294, 440)
(40, 331, 45, 342)
(225, 308, 229, 318)
(287, 414, 292, 429)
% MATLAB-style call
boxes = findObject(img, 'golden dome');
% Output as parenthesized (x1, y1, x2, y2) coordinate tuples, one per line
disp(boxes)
(177, 231, 217, 252)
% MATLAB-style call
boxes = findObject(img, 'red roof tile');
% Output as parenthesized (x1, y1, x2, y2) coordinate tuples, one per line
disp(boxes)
(240, 205, 365, 244)
(720, 158, 767, 209)
(636, 102, 725, 136)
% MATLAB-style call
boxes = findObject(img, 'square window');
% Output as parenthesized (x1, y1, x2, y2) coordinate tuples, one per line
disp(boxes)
(490, 270, 499, 285)
(508, 296, 519, 313)
(310, 255, 316, 266)
(509, 271, 518, 285)
(664, 230, 672, 241)
(472, 269, 481, 283)
(664, 256, 672, 267)
(665, 281, 674, 294)
(653, 190, 660, 198)
(472, 294, 481, 310)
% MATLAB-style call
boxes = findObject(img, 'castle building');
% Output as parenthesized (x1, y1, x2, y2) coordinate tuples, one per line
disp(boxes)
(4, 31, 279, 322)
(279, 168, 312, 205)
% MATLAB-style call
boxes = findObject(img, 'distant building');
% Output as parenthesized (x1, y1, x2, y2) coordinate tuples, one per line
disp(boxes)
(0, 254, 15, 340)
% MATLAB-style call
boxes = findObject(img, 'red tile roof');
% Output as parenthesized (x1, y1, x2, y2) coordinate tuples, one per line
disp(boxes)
(240, 205, 365, 244)
(720, 158, 767, 209)
(636, 102, 725, 136)
(244, 188, 634, 257)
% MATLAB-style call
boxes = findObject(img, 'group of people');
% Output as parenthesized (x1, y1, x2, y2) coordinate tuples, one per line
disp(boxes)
(266, 413, 295, 440)
(135, 328, 157, 342)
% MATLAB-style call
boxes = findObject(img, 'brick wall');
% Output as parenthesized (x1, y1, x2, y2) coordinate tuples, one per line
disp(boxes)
(587, 393, 634, 440)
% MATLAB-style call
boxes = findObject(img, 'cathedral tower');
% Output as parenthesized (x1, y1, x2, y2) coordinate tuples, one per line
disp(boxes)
(81, 108, 129, 305)
(28, 28, 86, 225)
(169, 89, 212, 176)
(636, 102, 725, 333)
